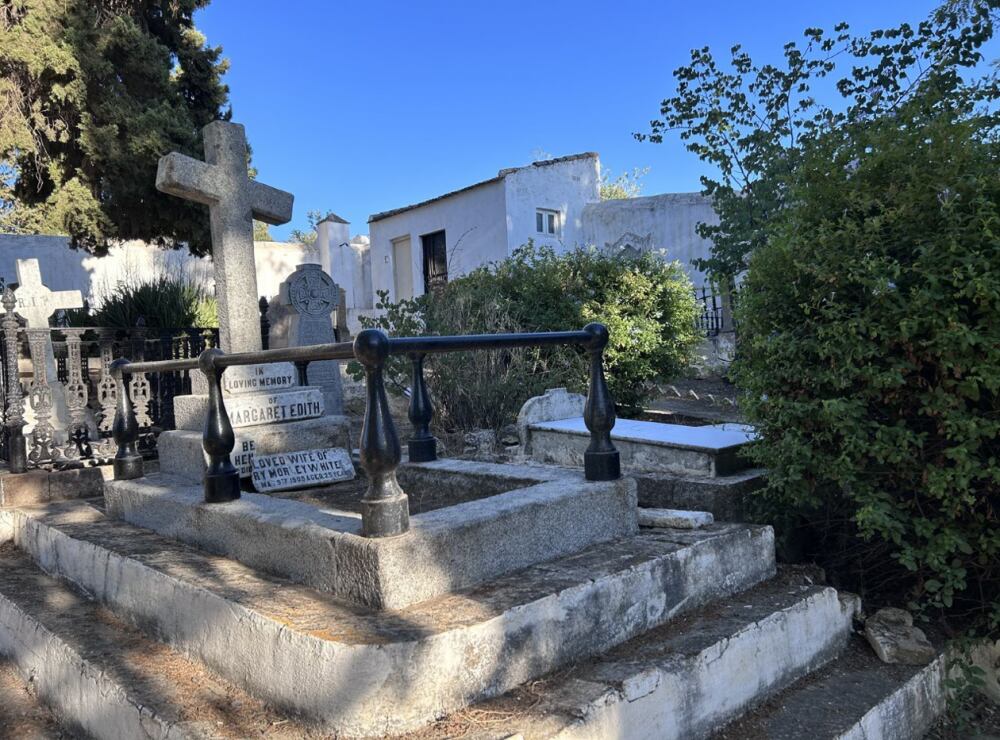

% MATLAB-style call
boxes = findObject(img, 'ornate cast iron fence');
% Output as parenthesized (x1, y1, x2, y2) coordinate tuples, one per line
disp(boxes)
(0, 287, 220, 472)
(110, 323, 621, 539)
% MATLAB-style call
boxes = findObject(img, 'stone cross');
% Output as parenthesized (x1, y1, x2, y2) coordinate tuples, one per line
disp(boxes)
(14, 259, 83, 328)
(156, 121, 294, 353)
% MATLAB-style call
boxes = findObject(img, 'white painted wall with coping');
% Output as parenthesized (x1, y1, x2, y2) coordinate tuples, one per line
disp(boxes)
(0, 234, 318, 310)
(581, 192, 719, 287)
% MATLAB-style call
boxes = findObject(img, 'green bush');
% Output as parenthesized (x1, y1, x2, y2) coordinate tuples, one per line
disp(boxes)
(734, 105, 1000, 632)
(88, 274, 217, 328)
(355, 243, 700, 431)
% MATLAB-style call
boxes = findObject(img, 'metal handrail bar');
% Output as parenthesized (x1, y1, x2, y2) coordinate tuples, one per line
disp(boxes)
(108, 323, 621, 539)
(124, 357, 200, 375)
(387, 330, 591, 356)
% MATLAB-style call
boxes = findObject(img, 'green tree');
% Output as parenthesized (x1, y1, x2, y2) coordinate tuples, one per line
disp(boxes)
(0, 0, 230, 255)
(731, 2, 1000, 632)
(638, 1, 999, 283)
(289, 209, 326, 246)
(253, 220, 273, 241)
(599, 166, 649, 200)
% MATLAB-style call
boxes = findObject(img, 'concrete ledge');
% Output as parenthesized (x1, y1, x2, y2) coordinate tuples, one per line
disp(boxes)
(635, 468, 766, 521)
(477, 579, 859, 740)
(106, 461, 638, 609)
(0, 467, 104, 507)
(6, 504, 776, 736)
(157, 414, 352, 482)
(529, 419, 754, 477)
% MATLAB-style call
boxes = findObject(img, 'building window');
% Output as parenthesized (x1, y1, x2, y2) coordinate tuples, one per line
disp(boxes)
(535, 208, 560, 237)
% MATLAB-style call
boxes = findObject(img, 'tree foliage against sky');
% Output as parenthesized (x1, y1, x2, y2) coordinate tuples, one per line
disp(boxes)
(0, 0, 230, 255)
(639, 0, 1000, 283)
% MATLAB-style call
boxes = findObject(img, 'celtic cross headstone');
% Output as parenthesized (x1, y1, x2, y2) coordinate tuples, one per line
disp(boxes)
(269, 263, 344, 414)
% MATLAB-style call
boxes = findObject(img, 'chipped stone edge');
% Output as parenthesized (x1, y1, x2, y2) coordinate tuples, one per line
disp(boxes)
(535, 587, 860, 740)
(3, 508, 775, 737)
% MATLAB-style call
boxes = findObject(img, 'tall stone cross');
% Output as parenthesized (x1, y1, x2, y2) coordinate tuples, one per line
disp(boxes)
(156, 121, 294, 353)
(14, 258, 83, 328)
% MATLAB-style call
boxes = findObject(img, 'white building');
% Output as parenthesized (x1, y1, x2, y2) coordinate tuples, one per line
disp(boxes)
(367, 153, 601, 302)
(365, 153, 718, 306)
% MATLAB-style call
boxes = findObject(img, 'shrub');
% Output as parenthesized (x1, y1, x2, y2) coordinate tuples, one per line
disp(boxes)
(89, 274, 217, 328)
(355, 243, 700, 431)
(734, 104, 1000, 632)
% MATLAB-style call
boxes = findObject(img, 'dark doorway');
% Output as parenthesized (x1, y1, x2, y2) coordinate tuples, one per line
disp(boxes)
(421, 230, 447, 294)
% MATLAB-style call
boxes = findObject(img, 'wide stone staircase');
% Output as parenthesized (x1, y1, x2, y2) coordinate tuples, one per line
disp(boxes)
(0, 426, 948, 739)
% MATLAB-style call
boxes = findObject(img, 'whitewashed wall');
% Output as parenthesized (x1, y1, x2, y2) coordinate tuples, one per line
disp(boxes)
(0, 234, 317, 310)
(368, 179, 508, 302)
(581, 192, 719, 287)
(503, 155, 600, 254)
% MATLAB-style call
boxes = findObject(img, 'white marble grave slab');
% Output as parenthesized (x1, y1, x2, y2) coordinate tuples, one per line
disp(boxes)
(528, 418, 756, 452)
(222, 362, 297, 396)
(251, 447, 355, 492)
(226, 387, 324, 428)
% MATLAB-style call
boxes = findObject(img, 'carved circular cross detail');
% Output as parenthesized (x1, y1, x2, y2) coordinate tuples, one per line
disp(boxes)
(289, 266, 337, 317)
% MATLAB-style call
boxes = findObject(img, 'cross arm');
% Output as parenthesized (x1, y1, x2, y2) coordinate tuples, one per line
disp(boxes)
(249, 180, 294, 225)
(156, 152, 223, 205)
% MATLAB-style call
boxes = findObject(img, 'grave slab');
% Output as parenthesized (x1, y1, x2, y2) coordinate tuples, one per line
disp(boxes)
(156, 414, 352, 481)
(251, 447, 354, 492)
(529, 418, 756, 477)
(172, 386, 324, 430)
(105, 459, 639, 609)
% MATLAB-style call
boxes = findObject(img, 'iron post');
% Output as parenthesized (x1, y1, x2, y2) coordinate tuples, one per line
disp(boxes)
(582, 323, 620, 480)
(407, 352, 436, 462)
(199, 348, 240, 503)
(355, 329, 409, 537)
(110, 358, 144, 480)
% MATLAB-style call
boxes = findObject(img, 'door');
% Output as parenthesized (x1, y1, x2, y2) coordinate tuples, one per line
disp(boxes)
(421, 230, 447, 294)
(391, 236, 414, 301)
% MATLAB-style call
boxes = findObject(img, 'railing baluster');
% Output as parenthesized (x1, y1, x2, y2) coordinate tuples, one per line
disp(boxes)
(2, 289, 27, 473)
(355, 329, 409, 537)
(110, 358, 143, 480)
(199, 348, 240, 503)
(582, 323, 621, 481)
(407, 352, 436, 462)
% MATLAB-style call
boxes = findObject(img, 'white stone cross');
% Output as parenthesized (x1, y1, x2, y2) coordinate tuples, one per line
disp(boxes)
(14, 258, 83, 328)
(156, 121, 294, 353)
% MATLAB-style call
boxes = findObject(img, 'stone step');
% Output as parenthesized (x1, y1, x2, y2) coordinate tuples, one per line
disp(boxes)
(105, 462, 638, 610)
(0, 657, 74, 739)
(0, 543, 317, 740)
(711, 634, 947, 740)
(528, 418, 756, 477)
(3, 501, 775, 737)
(417, 569, 860, 740)
(157, 414, 353, 482)
(635, 467, 766, 521)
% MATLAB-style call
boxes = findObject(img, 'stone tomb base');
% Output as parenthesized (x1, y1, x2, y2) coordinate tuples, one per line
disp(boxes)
(105, 459, 638, 610)
(156, 415, 352, 482)
(529, 418, 756, 477)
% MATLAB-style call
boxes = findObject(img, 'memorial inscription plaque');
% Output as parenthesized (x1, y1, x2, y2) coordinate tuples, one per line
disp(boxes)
(251, 447, 355, 492)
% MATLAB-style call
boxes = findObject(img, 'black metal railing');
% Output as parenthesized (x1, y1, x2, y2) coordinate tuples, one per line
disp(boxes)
(109, 323, 620, 539)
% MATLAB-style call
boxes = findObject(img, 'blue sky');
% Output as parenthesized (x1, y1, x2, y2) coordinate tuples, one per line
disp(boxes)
(196, 0, 943, 240)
